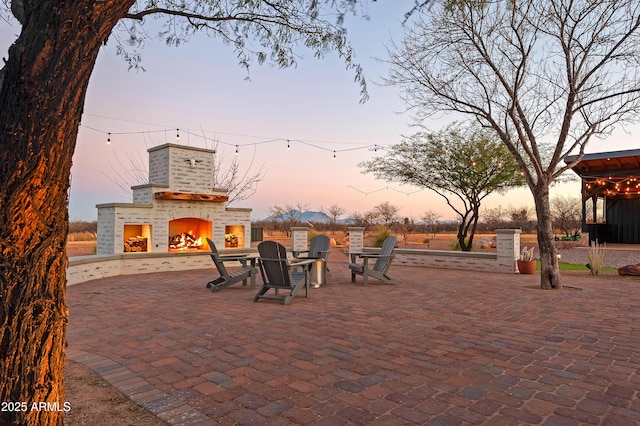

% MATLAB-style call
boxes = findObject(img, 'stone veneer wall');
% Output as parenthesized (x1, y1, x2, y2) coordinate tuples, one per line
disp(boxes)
(97, 203, 153, 254)
(132, 184, 168, 204)
(67, 249, 257, 286)
(348, 228, 522, 274)
(96, 202, 251, 254)
(148, 144, 216, 193)
(96, 143, 252, 254)
(395, 229, 520, 273)
(393, 250, 500, 272)
(70, 230, 522, 286)
(96, 206, 116, 255)
(217, 208, 251, 250)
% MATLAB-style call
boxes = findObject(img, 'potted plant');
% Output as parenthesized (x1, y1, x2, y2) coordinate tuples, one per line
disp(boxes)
(517, 246, 536, 274)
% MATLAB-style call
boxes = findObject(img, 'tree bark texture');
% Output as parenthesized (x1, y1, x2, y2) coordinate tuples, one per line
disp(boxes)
(456, 206, 479, 252)
(532, 184, 562, 290)
(0, 1, 134, 424)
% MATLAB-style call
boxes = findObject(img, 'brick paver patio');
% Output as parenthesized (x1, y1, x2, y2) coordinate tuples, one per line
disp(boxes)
(66, 256, 640, 425)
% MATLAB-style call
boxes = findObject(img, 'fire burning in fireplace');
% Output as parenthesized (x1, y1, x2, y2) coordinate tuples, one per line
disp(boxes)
(169, 231, 204, 250)
(167, 218, 211, 251)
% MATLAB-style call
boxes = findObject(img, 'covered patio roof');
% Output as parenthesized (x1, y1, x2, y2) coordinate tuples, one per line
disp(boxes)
(565, 148, 640, 198)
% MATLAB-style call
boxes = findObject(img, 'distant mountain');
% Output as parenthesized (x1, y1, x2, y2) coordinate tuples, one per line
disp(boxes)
(300, 211, 331, 223)
(263, 210, 331, 224)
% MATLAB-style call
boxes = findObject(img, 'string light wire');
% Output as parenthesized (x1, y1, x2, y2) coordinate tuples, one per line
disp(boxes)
(79, 123, 382, 155)
(347, 185, 424, 196)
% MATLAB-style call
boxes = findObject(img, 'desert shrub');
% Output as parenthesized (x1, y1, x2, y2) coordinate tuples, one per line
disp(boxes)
(68, 220, 97, 234)
(587, 241, 606, 275)
(373, 228, 392, 248)
(449, 238, 472, 251)
(67, 231, 97, 241)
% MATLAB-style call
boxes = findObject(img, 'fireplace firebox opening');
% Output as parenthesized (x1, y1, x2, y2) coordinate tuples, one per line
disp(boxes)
(168, 218, 212, 251)
(224, 225, 245, 248)
(124, 224, 152, 253)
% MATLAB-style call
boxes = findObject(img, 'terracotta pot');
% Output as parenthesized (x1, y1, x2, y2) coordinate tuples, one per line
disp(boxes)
(517, 260, 536, 275)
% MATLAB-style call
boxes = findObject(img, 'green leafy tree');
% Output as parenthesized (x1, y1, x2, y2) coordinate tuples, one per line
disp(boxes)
(386, 0, 640, 288)
(0, 1, 370, 424)
(360, 122, 524, 251)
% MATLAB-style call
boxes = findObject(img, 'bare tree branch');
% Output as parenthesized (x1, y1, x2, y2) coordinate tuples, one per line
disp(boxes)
(385, 0, 640, 288)
(113, 0, 370, 101)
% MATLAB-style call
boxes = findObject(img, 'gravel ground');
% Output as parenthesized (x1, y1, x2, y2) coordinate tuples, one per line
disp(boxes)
(557, 247, 640, 269)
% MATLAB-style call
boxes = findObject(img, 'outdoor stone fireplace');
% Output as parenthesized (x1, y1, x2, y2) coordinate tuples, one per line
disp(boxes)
(96, 143, 251, 255)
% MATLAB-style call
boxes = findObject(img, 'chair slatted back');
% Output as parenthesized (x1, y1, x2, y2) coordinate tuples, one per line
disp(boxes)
(308, 235, 330, 259)
(258, 241, 292, 288)
(373, 236, 397, 273)
(207, 238, 229, 279)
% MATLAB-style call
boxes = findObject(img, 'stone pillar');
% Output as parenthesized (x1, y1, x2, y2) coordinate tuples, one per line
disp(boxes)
(496, 229, 521, 273)
(291, 227, 308, 253)
(579, 232, 589, 247)
(348, 227, 365, 254)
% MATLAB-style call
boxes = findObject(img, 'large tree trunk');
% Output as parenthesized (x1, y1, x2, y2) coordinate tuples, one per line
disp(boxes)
(532, 183, 562, 290)
(456, 207, 479, 252)
(0, 2, 133, 425)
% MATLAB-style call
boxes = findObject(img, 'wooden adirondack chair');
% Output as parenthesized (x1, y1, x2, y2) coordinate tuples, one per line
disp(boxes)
(349, 235, 398, 286)
(205, 238, 255, 292)
(254, 240, 313, 305)
(292, 234, 331, 272)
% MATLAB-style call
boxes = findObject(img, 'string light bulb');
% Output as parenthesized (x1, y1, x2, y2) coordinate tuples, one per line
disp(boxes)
(235, 145, 239, 156)
(107, 133, 111, 146)
(176, 129, 180, 142)
(287, 140, 291, 151)
(333, 150, 336, 159)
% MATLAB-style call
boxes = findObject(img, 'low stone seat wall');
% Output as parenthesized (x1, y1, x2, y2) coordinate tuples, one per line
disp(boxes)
(344, 228, 522, 275)
(68, 229, 524, 285)
(393, 249, 498, 272)
(67, 249, 257, 286)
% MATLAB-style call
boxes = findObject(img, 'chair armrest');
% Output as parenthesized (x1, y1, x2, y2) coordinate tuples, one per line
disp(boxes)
(219, 255, 249, 261)
(349, 252, 363, 262)
(358, 254, 394, 259)
(288, 258, 316, 270)
(290, 258, 315, 266)
(258, 257, 312, 264)
(219, 255, 251, 265)
(292, 250, 310, 258)
(257, 257, 282, 262)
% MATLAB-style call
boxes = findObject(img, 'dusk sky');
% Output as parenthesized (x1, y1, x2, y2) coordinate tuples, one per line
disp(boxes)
(2, 3, 638, 222)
